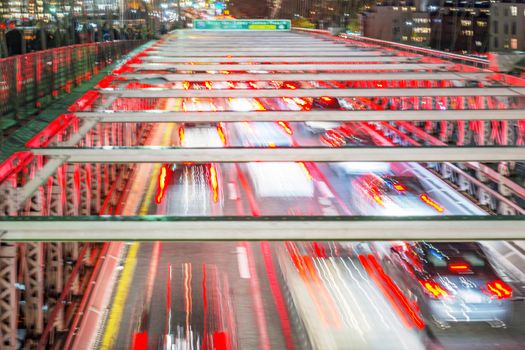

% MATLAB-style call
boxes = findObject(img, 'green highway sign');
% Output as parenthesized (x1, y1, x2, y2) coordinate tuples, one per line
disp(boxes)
(193, 19, 291, 31)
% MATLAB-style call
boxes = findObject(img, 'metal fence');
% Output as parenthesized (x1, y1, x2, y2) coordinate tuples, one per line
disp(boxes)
(0, 40, 146, 133)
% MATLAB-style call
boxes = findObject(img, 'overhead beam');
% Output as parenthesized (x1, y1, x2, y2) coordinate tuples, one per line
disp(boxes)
(120, 72, 491, 82)
(76, 109, 525, 123)
(152, 45, 348, 50)
(144, 51, 386, 57)
(142, 56, 414, 63)
(1, 218, 525, 241)
(100, 87, 525, 98)
(148, 47, 353, 53)
(130, 63, 448, 71)
(31, 147, 525, 163)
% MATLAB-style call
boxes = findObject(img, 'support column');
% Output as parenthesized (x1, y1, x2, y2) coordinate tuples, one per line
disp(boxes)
(45, 243, 65, 333)
(0, 244, 17, 349)
(24, 243, 44, 338)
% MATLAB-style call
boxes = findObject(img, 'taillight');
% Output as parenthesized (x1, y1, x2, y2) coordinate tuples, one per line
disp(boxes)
(484, 280, 512, 300)
(277, 121, 293, 135)
(448, 262, 471, 273)
(217, 125, 227, 145)
(419, 194, 445, 213)
(393, 184, 406, 192)
(421, 280, 449, 299)
(178, 127, 184, 144)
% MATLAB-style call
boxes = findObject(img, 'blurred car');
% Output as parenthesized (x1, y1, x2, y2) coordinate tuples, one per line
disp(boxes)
(304, 122, 342, 134)
(320, 122, 376, 148)
(312, 96, 342, 110)
(178, 124, 226, 148)
(331, 162, 392, 177)
(384, 242, 513, 328)
(245, 162, 314, 198)
(232, 121, 292, 147)
(351, 174, 445, 215)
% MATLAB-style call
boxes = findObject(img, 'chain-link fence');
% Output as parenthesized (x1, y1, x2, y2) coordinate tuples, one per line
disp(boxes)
(0, 40, 146, 134)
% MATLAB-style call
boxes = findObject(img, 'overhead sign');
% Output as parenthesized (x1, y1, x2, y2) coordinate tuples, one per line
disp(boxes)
(193, 19, 291, 31)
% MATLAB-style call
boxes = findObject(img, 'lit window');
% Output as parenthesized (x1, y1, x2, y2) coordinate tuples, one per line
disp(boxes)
(476, 21, 487, 27)
(511, 38, 518, 49)
(511, 6, 517, 16)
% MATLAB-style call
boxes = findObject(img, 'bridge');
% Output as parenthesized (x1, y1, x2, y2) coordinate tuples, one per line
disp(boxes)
(1, 27, 525, 349)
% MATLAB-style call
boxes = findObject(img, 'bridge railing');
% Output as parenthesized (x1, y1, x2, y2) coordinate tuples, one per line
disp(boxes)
(0, 40, 147, 137)
(292, 28, 490, 69)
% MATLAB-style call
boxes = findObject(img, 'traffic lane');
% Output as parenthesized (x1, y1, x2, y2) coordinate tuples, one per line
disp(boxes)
(225, 119, 346, 216)
(109, 243, 159, 350)
(371, 241, 525, 350)
(277, 241, 426, 349)
(142, 163, 250, 216)
(145, 242, 292, 350)
(315, 161, 482, 217)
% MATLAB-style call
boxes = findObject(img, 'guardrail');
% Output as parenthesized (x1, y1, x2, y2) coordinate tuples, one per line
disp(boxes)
(340, 33, 490, 69)
(292, 27, 490, 69)
(0, 40, 146, 135)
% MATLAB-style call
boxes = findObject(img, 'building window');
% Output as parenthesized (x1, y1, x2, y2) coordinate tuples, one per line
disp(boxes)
(504, 23, 509, 34)
(476, 21, 487, 28)
(511, 38, 518, 49)
(493, 21, 498, 34)
(494, 37, 498, 48)
(504, 8, 509, 17)
(512, 22, 517, 35)
(461, 20, 472, 26)
(511, 6, 517, 16)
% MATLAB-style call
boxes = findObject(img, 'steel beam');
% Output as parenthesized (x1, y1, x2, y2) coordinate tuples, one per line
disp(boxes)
(152, 44, 349, 49)
(148, 47, 353, 53)
(142, 56, 417, 63)
(19, 119, 98, 207)
(120, 72, 491, 82)
(1, 218, 525, 241)
(24, 242, 44, 336)
(31, 147, 525, 162)
(145, 50, 385, 57)
(130, 63, 449, 71)
(100, 87, 525, 98)
(0, 244, 17, 349)
(76, 109, 525, 123)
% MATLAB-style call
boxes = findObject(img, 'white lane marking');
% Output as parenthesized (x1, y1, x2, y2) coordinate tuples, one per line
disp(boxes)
(228, 182, 238, 200)
(236, 246, 251, 279)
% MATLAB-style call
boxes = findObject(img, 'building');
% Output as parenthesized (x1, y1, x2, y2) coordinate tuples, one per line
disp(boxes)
(490, 0, 525, 51)
(361, 2, 431, 46)
(362, 0, 490, 53)
(428, 0, 490, 53)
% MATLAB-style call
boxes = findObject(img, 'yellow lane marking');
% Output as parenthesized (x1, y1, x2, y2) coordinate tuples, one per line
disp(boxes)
(100, 242, 140, 349)
(140, 163, 161, 215)
(139, 123, 175, 215)
(100, 123, 175, 346)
